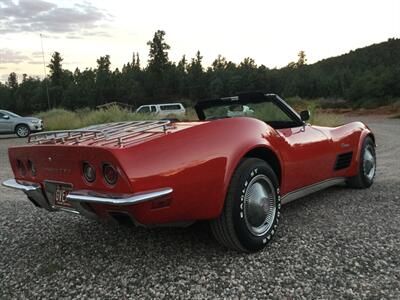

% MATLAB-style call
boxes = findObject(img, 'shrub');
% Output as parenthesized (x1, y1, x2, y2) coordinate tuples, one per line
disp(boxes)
(36, 104, 342, 132)
(36, 108, 82, 130)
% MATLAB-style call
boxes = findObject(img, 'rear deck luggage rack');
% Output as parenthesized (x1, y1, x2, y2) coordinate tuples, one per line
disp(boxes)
(28, 120, 172, 148)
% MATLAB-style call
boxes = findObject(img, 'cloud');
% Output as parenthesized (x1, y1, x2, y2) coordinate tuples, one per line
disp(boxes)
(65, 30, 111, 40)
(0, 0, 112, 36)
(0, 73, 10, 82)
(0, 49, 30, 64)
(31, 51, 45, 58)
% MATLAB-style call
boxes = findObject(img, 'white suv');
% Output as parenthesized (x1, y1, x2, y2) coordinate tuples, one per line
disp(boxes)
(136, 103, 186, 116)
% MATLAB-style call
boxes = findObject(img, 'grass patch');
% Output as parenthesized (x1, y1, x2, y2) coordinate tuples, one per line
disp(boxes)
(36, 108, 81, 130)
(36, 106, 160, 131)
(286, 97, 343, 126)
(37, 104, 342, 132)
(311, 111, 344, 127)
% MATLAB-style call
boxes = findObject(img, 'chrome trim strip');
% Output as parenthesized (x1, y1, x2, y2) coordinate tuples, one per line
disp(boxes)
(66, 188, 173, 206)
(281, 177, 346, 205)
(58, 207, 80, 215)
(2, 179, 40, 192)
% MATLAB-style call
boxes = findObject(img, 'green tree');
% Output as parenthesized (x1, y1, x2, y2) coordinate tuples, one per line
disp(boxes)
(147, 30, 171, 73)
(297, 51, 307, 67)
(7, 72, 18, 89)
(47, 52, 66, 107)
(133, 52, 140, 69)
(287, 51, 307, 69)
(177, 55, 187, 73)
(95, 55, 113, 105)
(48, 52, 63, 86)
(5, 72, 18, 110)
(0, 34, 399, 113)
(187, 51, 205, 99)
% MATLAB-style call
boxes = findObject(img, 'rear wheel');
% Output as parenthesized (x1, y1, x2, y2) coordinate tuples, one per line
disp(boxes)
(347, 136, 376, 188)
(15, 124, 30, 138)
(210, 158, 281, 252)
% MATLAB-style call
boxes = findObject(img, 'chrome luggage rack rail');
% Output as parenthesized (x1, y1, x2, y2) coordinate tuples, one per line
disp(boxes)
(28, 120, 172, 148)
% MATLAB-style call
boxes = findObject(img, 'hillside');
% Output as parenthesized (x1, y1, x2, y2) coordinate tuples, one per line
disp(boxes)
(0, 33, 399, 113)
(275, 38, 400, 107)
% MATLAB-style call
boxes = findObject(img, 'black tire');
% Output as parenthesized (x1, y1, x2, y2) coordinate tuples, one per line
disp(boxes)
(15, 124, 30, 138)
(346, 136, 376, 189)
(210, 158, 281, 252)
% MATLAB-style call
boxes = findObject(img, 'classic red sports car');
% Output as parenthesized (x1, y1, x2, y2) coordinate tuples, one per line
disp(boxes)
(3, 93, 376, 252)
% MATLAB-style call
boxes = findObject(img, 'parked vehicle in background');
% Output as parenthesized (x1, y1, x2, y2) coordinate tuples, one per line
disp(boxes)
(227, 104, 254, 117)
(0, 110, 44, 138)
(136, 103, 186, 116)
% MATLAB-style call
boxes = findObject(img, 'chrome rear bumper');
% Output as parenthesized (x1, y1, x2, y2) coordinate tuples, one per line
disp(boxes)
(3, 179, 54, 211)
(2, 179, 172, 217)
(66, 188, 172, 206)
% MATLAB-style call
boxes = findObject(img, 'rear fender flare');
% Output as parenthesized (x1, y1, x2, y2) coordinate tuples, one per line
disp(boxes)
(217, 144, 283, 216)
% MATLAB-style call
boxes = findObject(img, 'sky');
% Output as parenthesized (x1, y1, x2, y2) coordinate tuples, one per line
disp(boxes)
(0, 0, 399, 82)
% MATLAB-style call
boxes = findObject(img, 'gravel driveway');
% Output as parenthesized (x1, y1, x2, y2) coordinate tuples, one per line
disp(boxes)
(0, 117, 399, 299)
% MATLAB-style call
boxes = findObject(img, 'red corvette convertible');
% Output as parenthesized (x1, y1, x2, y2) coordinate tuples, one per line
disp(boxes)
(2, 93, 376, 252)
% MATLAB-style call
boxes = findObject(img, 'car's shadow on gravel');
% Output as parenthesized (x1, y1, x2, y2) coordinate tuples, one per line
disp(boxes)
(18, 184, 354, 265)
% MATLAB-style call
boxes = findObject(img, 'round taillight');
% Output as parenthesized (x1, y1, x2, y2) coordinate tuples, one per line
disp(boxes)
(82, 162, 96, 183)
(27, 160, 36, 177)
(103, 164, 118, 185)
(16, 160, 26, 176)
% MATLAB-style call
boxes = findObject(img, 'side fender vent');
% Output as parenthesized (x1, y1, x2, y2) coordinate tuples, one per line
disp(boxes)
(334, 152, 353, 170)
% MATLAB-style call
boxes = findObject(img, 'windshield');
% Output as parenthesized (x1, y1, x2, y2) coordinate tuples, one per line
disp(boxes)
(199, 97, 301, 129)
(3, 111, 21, 118)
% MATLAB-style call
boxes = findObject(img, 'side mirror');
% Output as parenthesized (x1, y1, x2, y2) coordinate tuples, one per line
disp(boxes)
(2, 115, 10, 119)
(300, 110, 310, 122)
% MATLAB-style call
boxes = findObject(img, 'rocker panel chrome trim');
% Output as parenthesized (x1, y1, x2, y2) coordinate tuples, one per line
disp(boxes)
(281, 177, 346, 205)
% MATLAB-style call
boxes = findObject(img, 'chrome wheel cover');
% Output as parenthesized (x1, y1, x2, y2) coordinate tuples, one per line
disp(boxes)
(363, 145, 376, 180)
(243, 174, 277, 236)
(17, 126, 29, 137)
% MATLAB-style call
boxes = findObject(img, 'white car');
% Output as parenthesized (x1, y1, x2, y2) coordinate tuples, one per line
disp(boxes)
(136, 103, 186, 116)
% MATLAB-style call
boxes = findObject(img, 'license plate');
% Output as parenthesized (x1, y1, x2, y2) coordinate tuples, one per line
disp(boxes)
(54, 185, 71, 207)
(44, 181, 73, 209)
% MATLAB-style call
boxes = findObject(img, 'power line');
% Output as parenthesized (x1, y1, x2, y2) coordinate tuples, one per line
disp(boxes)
(40, 34, 51, 110)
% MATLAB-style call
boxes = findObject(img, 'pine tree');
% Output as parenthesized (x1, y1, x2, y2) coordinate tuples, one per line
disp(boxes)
(7, 72, 18, 89)
(48, 52, 63, 86)
(147, 30, 170, 73)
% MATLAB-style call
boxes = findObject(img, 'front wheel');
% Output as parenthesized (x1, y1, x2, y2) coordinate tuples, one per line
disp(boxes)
(347, 136, 376, 188)
(15, 124, 30, 138)
(210, 158, 281, 252)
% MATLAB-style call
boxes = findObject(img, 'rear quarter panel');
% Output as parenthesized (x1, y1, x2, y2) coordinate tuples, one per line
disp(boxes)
(111, 118, 281, 224)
